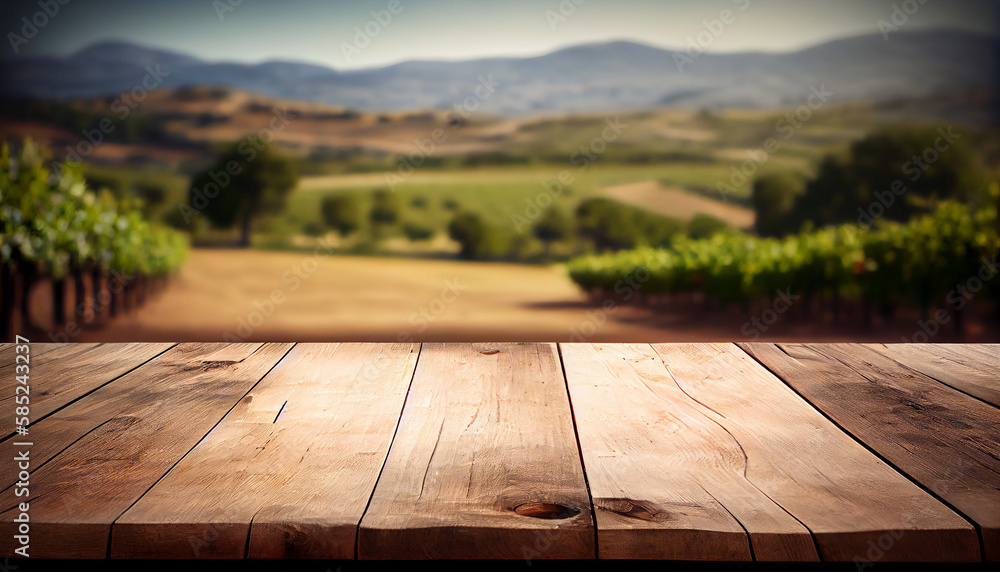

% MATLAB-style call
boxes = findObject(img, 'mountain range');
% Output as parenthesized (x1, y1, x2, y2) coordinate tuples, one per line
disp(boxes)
(1, 29, 996, 114)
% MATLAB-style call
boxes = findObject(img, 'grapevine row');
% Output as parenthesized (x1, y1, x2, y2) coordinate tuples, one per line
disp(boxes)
(0, 140, 188, 338)
(566, 200, 1000, 327)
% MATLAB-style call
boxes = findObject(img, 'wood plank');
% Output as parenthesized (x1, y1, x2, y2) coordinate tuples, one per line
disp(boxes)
(0, 343, 72, 367)
(0, 344, 110, 394)
(867, 344, 1000, 407)
(0, 343, 175, 440)
(194, 343, 264, 363)
(358, 343, 594, 560)
(740, 342, 997, 561)
(952, 344, 1000, 362)
(111, 343, 419, 559)
(561, 343, 812, 561)
(0, 342, 292, 558)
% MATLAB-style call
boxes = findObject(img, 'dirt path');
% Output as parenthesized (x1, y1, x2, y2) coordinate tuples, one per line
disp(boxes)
(67, 250, 679, 343)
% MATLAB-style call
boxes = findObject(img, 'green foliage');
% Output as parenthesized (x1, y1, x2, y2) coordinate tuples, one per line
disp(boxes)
(792, 155, 854, 227)
(188, 140, 297, 246)
(752, 172, 802, 237)
(85, 172, 125, 199)
(448, 211, 488, 260)
(686, 214, 731, 240)
(567, 201, 999, 314)
(132, 182, 168, 218)
(369, 189, 400, 227)
(321, 194, 363, 237)
(575, 198, 683, 252)
(368, 189, 400, 240)
(0, 139, 187, 278)
(447, 212, 511, 260)
(402, 221, 436, 242)
(302, 220, 325, 237)
(792, 126, 987, 228)
(533, 207, 574, 246)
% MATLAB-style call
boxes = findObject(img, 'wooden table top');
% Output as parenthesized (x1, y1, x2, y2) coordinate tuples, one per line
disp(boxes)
(0, 342, 997, 562)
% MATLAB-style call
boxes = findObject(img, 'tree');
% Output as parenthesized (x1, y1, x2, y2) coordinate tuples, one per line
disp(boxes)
(849, 126, 985, 217)
(321, 194, 362, 237)
(575, 198, 638, 252)
(132, 182, 167, 218)
(369, 189, 400, 239)
(575, 198, 681, 252)
(448, 212, 487, 259)
(188, 141, 297, 247)
(792, 155, 855, 228)
(752, 172, 803, 237)
(402, 221, 435, 242)
(792, 126, 986, 229)
(85, 172, 125, 200)
(447, 211, 510, 260)
(533, 206, 573, 258)
(687, 213, 730, 239)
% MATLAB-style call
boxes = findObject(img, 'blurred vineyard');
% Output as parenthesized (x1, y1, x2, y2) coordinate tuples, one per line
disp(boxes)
(567, 199, 1000, 334)
(0, 140, 188, 340)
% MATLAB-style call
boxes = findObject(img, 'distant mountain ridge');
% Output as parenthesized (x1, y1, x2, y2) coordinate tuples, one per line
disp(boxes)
(1, 29, 996, 114)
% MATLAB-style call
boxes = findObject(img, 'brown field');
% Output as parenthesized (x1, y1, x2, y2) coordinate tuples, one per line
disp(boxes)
(33, 250, 997, 344)
(60, 249, 674, 343)
(602, 180, 756, 228)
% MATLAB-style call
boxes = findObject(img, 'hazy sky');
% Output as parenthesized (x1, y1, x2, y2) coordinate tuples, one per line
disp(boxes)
(4, 0, 997, 69)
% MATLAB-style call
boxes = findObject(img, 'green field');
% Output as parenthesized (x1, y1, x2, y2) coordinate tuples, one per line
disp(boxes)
(285, 163, 740, 228)
(69, 100, 964, 253)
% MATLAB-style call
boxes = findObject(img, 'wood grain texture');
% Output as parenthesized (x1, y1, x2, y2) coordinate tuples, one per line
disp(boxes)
(0, 343, 71, 367)
(358, 343, 594, 560)
(111, 343, 419, 559)
(0, 342, 292, 558)
(645, 343, 974, 562)
(562, 343, 812, 561)
(740, 342, 995, 561)
(0, 343, 175, 441)
(867, 344, 1000, 407)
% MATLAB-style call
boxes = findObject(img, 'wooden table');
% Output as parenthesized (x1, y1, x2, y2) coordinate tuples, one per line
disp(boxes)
(0, 342, 997, 562)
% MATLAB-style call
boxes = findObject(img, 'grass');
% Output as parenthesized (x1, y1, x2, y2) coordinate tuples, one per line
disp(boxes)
(282, 162, 753, 238)
(78, 101, 904, 249)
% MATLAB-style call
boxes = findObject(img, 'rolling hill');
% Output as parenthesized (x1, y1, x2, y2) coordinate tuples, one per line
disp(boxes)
(1, 29, 996, 114)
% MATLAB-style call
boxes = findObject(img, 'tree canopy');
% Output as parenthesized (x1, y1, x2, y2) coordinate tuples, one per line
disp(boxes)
(188, 140, 297, 246)
(789, 126, 986, 230)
